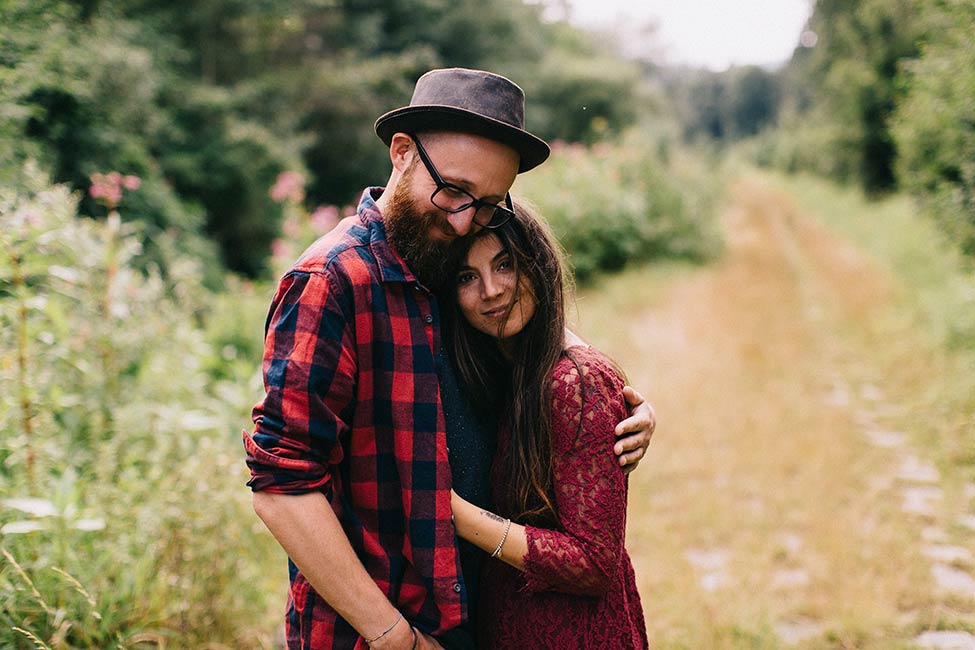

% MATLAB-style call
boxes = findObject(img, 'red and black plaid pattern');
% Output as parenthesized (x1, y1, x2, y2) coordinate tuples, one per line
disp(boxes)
(244, 188, 465, 649)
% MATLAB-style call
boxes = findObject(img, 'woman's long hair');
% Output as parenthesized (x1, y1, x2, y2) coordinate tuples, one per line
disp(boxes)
(444, 201, 571, 526)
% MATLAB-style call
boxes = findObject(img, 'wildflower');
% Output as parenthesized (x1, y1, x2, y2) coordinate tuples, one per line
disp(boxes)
(271, 238, 293, 261)
(89, 171, 141, 210)
(282, 217, 300, 238)
(310, 205, 340, 233)
(270, 171, 306, 204)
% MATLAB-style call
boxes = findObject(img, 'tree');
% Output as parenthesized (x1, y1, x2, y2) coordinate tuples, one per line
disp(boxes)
(784, 0, 921, 193)
(893, 0, 975, 255)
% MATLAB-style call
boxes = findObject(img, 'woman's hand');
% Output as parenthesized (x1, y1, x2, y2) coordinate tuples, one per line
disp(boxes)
(614, 386, 657, 474)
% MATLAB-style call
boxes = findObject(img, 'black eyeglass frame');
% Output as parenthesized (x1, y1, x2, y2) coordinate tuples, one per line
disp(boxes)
(409, 134, 516, 230)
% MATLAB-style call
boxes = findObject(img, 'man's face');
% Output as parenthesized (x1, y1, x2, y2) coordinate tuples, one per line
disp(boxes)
(385, 132, 520, 288)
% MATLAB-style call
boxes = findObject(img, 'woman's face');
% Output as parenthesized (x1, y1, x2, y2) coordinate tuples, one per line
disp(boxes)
(455, 234, 536, 339)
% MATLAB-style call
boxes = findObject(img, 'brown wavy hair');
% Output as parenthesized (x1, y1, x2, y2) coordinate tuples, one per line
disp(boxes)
(444, 200, 571, 526)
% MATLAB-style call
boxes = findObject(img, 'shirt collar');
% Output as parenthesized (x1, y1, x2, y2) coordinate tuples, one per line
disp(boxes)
(357, 187, 419, 286)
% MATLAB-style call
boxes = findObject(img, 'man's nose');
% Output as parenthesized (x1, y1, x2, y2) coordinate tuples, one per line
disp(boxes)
(446, 208, 476, 237)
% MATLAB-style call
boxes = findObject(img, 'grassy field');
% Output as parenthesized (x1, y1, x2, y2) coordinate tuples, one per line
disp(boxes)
(573, 172, 975, 649)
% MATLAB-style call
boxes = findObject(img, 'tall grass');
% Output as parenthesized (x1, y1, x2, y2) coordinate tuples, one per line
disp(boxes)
(0, 165, 284, 648)
(767, 172, 975, 476)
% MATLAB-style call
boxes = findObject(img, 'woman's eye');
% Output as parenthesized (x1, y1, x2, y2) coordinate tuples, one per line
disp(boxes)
(456, 272, 476, 285)
(497, 257, 513, 271)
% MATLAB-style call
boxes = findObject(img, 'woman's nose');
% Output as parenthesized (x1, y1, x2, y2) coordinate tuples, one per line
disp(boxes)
(481, 274, 504, 300)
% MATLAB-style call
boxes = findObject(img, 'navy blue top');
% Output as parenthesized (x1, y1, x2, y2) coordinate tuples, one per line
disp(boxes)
(440, 349, 496, 633)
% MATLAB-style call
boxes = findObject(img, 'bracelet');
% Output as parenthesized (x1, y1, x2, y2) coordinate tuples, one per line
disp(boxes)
(490, 518, 512, 559)
(410, 626, 418, 650)
(365, 612, 403, 645)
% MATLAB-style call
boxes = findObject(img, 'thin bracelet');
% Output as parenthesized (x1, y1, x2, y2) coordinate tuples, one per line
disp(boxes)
(365, 612, 403, 645)
(491, 518, 512, 558)
(410, 626, 418, 650)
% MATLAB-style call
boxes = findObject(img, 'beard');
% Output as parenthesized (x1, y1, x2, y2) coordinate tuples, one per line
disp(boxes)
(383, 170, 463, 291)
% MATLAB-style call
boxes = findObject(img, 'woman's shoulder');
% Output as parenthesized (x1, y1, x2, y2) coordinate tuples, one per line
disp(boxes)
(552, 345, 625, 403)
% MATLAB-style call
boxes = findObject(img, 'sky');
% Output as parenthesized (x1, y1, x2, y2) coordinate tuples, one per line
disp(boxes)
(559, 0, 814, 70)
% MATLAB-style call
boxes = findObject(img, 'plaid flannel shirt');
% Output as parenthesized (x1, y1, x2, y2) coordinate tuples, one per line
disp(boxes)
(244, 188, 466, 649)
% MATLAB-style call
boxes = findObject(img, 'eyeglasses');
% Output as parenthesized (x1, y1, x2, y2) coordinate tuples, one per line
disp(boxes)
(410, 134, 515, 230)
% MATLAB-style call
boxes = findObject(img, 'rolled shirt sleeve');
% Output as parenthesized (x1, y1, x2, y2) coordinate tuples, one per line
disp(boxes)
(244, 267, 357, 495)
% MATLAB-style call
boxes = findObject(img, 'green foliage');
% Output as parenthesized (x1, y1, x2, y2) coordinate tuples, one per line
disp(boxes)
(892, 0, 975, 256)
(3, 0, 653, 278)
(524, 49, 642, 146)
(0, 167, 281, 648)
(668, 65, 782, 145)
(757, 0, 975, 260)
(774, 0, 922, 194)
(514, 133, 722, 283)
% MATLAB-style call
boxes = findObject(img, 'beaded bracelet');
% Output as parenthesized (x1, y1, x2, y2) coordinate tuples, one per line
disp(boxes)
(491, 518, 512, 559)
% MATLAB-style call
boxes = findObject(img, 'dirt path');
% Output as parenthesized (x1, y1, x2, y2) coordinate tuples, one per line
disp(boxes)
(576, 176, 975, 649)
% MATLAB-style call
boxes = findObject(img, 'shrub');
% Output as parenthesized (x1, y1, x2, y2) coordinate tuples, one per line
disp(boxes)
(513, 134, 721, 283)
(892, 0, 975, 257)
(0, 165, 281, 648)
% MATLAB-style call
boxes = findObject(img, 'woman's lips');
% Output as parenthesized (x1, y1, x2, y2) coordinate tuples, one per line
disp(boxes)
(482, 306, 508, 319)
(482, 299, 517, 319)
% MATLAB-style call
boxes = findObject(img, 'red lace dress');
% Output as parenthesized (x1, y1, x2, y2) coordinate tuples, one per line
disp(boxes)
(476, 346, 648, 649)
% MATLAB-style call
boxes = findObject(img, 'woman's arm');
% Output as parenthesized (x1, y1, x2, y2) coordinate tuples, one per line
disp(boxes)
(450, 489, 528, 570)
(565, 328, 656, 473)
(450, 351, 630, 596)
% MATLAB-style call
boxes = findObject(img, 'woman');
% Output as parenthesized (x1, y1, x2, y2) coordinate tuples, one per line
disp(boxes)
(444, 202, 648, 649)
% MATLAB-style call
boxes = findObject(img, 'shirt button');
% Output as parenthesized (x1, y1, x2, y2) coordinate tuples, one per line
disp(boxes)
(424, 314, 433, 324)
(452, 583, 462, 593)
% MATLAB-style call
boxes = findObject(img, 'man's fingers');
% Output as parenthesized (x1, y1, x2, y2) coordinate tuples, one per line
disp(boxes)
(614, 432, 646, 456)
(622, 385, 646, 408)
(617, 445, 646, 466)
(619, 449, 646, 474)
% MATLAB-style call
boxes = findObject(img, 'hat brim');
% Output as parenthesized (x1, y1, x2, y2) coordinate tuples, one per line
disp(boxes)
(375, 105, 550, 173)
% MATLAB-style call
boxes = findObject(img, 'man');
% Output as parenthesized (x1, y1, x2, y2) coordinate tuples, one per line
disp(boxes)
(244, 68, 655, 650)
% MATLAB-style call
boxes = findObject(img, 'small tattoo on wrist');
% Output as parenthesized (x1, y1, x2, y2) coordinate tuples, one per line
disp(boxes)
(481, 510, 506, 524)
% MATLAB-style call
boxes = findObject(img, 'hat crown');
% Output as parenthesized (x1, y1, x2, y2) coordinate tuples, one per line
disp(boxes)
(410, 68, 526, 130)
(374, 67, 550, 172)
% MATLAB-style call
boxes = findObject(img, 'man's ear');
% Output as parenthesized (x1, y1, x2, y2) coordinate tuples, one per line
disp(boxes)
(389, 133, 415, 173)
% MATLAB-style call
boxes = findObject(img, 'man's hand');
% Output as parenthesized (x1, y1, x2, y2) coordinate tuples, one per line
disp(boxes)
(370, 622, 443, 650)
(614, 386, 656, 474)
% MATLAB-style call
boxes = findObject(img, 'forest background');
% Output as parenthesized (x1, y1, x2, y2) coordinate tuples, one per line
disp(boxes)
(1, 0, 973, 648)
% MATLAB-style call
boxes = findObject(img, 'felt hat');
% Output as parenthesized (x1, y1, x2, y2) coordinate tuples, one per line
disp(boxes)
(375, 67, 550, 172)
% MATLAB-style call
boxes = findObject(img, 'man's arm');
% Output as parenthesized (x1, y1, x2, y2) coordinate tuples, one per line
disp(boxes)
(247, 269, 441, 649)
(614, 386, 656, 474)
(253, 492, 441, 650)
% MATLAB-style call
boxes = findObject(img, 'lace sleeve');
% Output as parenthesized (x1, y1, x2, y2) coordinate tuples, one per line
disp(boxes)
(522, 348, 628, 596)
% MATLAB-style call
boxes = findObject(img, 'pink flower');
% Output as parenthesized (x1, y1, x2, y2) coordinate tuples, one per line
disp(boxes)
(271, 239, 293, 260)
(310, 205, 340, 233)
(282, 217, 300, 238)
(88, 171, 140, 210)
(270, 171, 305, 204)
